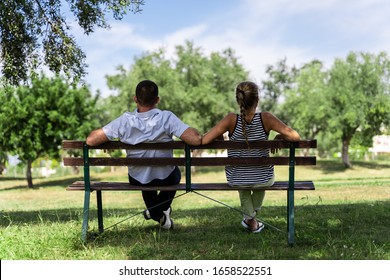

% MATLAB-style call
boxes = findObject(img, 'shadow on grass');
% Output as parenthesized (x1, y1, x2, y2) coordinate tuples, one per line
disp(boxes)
(0, 176, 83, 191)
(2, 200, 389, 259)
(0, 208, 83, 225)
(0, 176, 27, 181)
(311, 160, 390, 174)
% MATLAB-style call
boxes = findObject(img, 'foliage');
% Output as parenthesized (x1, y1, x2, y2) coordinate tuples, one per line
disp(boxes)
(283, 60, 330, 139)
(263, 52, 390, 166)
(0, 0, 144, 86)
(103, 41, 249, 133)
(260, 58, 298, 122)
(327, 52, 390, 167)
(0, 74, 99, 187)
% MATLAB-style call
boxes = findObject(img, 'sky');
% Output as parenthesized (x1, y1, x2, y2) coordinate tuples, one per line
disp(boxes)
(72, 0, 390, 97)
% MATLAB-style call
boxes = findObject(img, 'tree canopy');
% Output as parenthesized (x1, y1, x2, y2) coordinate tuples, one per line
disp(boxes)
(327, 52, 390, 167)
(281, 60, 331, 156)
(103, 41, 249, 133)
(0, 74, 99, 187)
(260, 58, 297, 121)
(268, 52, 390, 166)
(0, 0, 144, 86)
(102, 48, 390, 167)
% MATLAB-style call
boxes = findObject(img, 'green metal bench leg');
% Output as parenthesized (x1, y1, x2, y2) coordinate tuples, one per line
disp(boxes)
(185, 144, 192, 192)
(82, 142, 91, 242)
(97, 190, 103, 233)
(81, 190, 91, 242)
(287, 187, 295, 246)
(287, 143, 296, 246)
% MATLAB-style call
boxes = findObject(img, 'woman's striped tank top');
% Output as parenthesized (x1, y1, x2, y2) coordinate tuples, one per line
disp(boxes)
(225, 113, 274, 186)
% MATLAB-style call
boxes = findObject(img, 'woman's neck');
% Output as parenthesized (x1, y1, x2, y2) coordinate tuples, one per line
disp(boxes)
(243, 108, 256, 123)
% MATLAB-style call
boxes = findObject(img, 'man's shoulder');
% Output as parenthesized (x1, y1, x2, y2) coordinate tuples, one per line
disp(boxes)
(116, 111, 134, 118)
(157, 109, 176, 118)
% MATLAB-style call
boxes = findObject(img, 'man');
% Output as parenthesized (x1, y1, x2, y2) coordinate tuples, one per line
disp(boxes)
(86, 80, 201, 229)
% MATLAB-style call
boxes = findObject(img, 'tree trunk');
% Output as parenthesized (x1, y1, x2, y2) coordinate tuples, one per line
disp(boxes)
(0, 157, 6, 175)
(342, 138, 352, 168)
(26, 159, 34, 188)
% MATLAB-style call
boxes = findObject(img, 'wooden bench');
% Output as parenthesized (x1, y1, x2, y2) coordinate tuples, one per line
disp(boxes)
(63, 139, 317, 245)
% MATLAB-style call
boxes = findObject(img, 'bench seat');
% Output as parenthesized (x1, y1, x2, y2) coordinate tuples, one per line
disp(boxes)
(67, 181, 315, 191)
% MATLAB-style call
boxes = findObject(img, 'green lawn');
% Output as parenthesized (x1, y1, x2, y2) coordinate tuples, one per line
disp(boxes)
(0, 160, 389, 260)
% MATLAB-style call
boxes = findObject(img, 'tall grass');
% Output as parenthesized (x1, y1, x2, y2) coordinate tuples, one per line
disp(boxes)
(0, 160, 389, 260)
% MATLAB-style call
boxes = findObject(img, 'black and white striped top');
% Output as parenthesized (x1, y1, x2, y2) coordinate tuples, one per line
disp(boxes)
(225, 113, 274, 186)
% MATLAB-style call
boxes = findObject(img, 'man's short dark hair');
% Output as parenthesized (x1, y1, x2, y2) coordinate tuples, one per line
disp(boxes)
(135, 80, 159, 107)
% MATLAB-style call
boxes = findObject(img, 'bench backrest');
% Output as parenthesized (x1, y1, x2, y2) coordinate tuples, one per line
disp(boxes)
(63, 140, 317, 191)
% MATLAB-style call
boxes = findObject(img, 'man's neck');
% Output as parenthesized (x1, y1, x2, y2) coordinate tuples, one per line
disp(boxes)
(137, 105, 156, 113)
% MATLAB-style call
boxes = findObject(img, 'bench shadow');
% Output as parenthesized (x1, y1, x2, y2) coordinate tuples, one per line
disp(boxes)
(0, 176, 83, 191)
(311, 160, 390, 174)
(82, 201, 390, 260)
(3, 201, 389, 259)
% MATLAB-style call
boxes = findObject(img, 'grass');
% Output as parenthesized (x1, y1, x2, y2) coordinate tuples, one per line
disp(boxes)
(0, 160, 389, 260)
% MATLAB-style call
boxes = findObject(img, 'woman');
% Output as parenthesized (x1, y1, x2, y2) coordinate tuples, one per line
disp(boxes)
(201, 81, 300, 233)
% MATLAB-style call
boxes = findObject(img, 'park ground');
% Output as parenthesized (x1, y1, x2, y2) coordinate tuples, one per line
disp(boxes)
(0, 160, 389, 260)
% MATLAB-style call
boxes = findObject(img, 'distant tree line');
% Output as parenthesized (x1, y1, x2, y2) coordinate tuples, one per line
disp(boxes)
(1, 41, 389, 187)
(262, 53, 390, 167)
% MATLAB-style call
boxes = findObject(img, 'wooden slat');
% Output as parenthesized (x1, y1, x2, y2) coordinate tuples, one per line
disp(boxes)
(191, 156, 316, 166)
(62, 140, 186, 150)
(66, 181, 315, 191)
(62, 140, 84, 149)
(63, 157, 186, 166)
(196, 140, 317, 149)
(62, 139, 317, 150)
(63, 156, 316, 167)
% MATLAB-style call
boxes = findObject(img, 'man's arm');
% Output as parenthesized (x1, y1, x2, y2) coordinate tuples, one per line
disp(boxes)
(180, 127, 202, 146)
(86, 128, 109, 146)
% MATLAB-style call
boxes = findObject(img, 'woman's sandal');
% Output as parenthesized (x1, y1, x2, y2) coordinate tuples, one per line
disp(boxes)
(251, 221, 264, 233)
(241, 219, 265, 233)
(241, 219, 250, 229)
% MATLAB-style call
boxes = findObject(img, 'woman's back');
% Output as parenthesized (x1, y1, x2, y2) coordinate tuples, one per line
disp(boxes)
(226, 113, 274, 186)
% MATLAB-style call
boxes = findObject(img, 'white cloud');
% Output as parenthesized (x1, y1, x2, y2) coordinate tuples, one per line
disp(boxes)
(164, 24, 208, 45)
(75, 0, 390, 96)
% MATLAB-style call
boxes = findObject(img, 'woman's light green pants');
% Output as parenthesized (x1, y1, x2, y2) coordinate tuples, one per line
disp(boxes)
(236, 175, 275, 219)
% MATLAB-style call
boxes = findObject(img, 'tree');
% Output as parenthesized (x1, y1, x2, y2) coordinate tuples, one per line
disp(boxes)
(282, 60, 332, 156)
(327, 52, 390, 167)
(0, 74, 99, 187)
(0, 150, 6, 175)
(260, 58, 298, 122)
(103, 41, 248, 133)
(173, 42, 248, 132)
(104, 48, 178, 123)
(0, 0, 144, 86)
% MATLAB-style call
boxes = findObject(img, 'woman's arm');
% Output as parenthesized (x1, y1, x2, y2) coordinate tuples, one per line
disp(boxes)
(262, 112, 300, 141)
(202, 113, 236, 145)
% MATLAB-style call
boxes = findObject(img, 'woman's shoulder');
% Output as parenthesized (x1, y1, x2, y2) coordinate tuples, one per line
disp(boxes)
(226, 112, 237, 118)
(260, 111, 277, 122)
(224, 112, 238, 123)
(260, 111, 272, 117)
